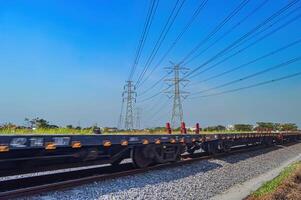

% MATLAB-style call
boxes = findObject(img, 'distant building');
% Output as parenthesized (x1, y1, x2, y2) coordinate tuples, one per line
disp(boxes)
(187, 127, 196, 131)
(226, 124, 234, 131)
(102, 127, 118, 132)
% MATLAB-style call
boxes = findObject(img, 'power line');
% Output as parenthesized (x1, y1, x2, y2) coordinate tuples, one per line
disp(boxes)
(135, 0, 186, 88)
(191, 56, 301, 95)
(137, 90, 163, 103)
(183, 0, 269, 66)
(184, 0, 300, 79)
(146, 99, 170, 128)
(189, 9, 301, 80)
(139, 0, 301, 106)
(187, 0, 300, 79)
(137, 0, 208, 88)
(189, 71, 301, 99)
(142, 96, 166, 114)
(140, 76, 190, 102)
(191, 37, 301, 85)
(138, 72, 171, 97)
(147, 98, 170, 122)
(128, 0, 159, 80)
(121, 0, 158, 130)
(179, 0, 251, 64)
(222, 4, 301, 58)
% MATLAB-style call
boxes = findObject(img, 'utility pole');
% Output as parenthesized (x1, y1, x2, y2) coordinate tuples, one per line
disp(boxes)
(123, 81, 136, 130)
(164, 64, 189, 128)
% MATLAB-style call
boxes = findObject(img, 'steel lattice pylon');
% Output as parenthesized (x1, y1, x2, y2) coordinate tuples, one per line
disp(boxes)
(164, 64, 189, 128)
(122, 81, 136, 130)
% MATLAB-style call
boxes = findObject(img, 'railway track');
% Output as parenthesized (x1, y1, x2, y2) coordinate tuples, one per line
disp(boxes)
(0, 143, 289, 200)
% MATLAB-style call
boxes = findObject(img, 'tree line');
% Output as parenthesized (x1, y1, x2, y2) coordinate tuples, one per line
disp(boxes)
(145, 122, 298, 132)
(0, 118, 94, 130)
(0, 118, 299, 132)
(203, 122, 298, 132)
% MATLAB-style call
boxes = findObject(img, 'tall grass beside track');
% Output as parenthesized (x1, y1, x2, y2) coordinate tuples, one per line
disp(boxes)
(248, 161, 301, 200)
(0, 128, 93, 135)
(0, 128, 255, 135)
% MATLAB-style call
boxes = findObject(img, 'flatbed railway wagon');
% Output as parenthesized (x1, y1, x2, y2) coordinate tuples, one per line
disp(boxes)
(0, 129, 300, 176)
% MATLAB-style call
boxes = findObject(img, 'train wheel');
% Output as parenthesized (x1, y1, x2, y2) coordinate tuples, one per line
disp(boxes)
(132, 147, 154, 168)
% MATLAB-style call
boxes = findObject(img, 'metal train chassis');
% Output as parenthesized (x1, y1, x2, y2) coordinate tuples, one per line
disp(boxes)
(0, 132, 300, 176)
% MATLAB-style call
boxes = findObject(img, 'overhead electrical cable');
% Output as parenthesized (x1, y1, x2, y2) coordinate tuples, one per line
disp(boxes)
(147, 99, 170, 121)
(142, 97, 166, 114)
(128, 0, 159, 80)
(188, 72, 301, 99)
(158, 5, 301, 96)
(222, 4, 301, 57)
(137, 90, 164, 103)
(183, 0, 269, 66)
(137, 0, 209, 88)
(195, 38, 301, 84)
(136, 0, 249, 101)
(119, 1, 159, 129)
(179, 0, 251, 64)
(191, 56, 301, 95)
(138, 72, 172, 97)
(188, 9, 301, 80)
(135, 0, 186, 88)
(140, 76, 192, 103)
(184, 0, 300, 80)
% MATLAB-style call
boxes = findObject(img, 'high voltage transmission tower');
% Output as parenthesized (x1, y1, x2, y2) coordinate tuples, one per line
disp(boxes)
(164, 64, 189, 128)
(122, 81, 136, 130)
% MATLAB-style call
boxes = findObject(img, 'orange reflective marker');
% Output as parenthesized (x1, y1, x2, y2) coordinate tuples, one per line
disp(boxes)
(121, 140, 129, 146)
(142, 139, 149, 145)
(45, 142, 56, 150)
(0, 145, 9, 152)
(170, 139, 176, 144)
(72, 141, 82, 148)
(103, 140, 112, 147)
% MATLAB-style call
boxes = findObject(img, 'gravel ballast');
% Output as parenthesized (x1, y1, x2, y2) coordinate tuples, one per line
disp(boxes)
(19, 143, 301, 200)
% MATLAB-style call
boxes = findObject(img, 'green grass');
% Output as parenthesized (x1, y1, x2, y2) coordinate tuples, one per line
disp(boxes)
(0, 128, 93, 135)
(0, 128, 258, 135)
(252, 162, 300, 197)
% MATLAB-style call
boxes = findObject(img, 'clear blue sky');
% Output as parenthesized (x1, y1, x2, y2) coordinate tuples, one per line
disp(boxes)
(0, 0, 300, 128)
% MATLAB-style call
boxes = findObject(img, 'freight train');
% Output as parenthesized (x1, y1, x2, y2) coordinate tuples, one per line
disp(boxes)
(0, 124, 300, 176)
